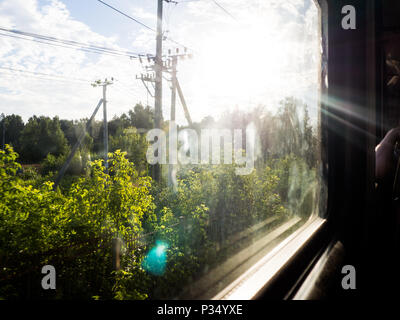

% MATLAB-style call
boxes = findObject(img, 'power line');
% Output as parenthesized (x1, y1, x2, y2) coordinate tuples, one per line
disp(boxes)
(0, 27, 144, 58)
(0, 32, 142, 60)
(0, 71, 86, 85)
(96, 0, 156, 32)
(0, 66, 146, 97)
(95, 0, 193, 52)
(0, 66, 92, 83)
(0, 32, 131, 58)
(0, 26, 140, 57)
(211, 0, 237, 21)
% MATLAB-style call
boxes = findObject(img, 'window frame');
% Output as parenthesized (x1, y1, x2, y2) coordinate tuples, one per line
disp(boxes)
(238, 0, 378, 300)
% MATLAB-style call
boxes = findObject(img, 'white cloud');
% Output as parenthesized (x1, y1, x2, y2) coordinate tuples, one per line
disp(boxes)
(0, 0, 321, 125)
(0, 0, 147, 122)
(165, 0, 321, 123)
(130, 6, 155, 22)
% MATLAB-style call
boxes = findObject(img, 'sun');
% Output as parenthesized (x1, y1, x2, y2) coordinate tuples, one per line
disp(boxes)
(171, 3, 320, 124)
(177, 24, 294, 121)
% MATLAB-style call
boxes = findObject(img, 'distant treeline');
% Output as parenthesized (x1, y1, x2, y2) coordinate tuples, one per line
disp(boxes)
(0, 97, 318, 176)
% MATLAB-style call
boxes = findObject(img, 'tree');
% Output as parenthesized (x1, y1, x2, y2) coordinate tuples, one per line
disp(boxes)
(302, 105, 317, 168)
(0, 146, 155, 299)
(0, 114, 24, 153)
(19, 116, 68, 163)
(274, 97, 302, 157)
(129, 104, 154, 130)
(110, 127, 149, 174)
(109, 113, 130, 137)
(60, 119, 77, 146)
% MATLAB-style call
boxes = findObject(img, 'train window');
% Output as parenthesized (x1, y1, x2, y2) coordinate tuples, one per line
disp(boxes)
(0, 0, 326, 300)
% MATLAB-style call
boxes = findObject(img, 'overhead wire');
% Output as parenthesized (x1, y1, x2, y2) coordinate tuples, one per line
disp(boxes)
(0, 27, 144, 58)
(0, 0, 201, 114)
(0, 32, 136, 58)
(95, 0, 193, 52)
(0, 27, 149, 103)
(211, 0, 238, 22)
(0, 66, 92, 84)
(96, 0, 156, 32)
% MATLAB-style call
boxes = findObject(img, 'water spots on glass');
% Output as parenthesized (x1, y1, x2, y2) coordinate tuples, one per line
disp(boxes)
(142, 240, 169, 276)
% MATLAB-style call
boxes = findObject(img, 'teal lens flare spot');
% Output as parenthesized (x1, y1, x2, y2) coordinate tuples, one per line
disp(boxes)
(142, 240, 169, 276)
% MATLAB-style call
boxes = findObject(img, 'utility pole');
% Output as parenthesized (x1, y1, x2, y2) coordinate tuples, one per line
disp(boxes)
(53, 78, 113, 190)
(93, 78, 113, 173)
(165, 48, 193, 187)
(1, 113, 5, 150)
(168, 55, 177, 187)
(165, 48, 193, 126)
(153, 0, 164, 182)
(170, 55, 177, 123)
(103, 80, 110, 172)
(136, 1, 187, 183)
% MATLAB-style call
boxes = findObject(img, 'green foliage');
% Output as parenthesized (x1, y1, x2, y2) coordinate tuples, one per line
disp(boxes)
(0, 146, 154, 299)
(129, 104, 154, 130)
(0, 114, 24, 153)
(110, 127, 149, 175)
(0, 97, 321, 300)
(19, 116, 68, 164)
(41, 151, 88, 177)
(0, 131, 318, 300)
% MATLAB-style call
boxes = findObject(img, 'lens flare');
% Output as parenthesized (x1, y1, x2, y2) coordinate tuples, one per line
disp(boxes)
(142, 240, 169, 276)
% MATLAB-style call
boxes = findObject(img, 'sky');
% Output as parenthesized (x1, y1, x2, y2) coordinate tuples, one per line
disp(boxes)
(0, 0, 321, 125)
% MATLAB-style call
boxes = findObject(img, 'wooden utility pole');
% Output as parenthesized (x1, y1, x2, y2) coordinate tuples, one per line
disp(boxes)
(168, 55, 177, 187)
(101, 79, 113, 173)
(166, 48, 194, 187)
(165, 48, 193, 124)
(153, 0, 164, 182)
(92, 78, 113, 173)
(53, 78, 113, 190)
(136, 2, 190, 183)
(1, 113, 5, 150)
(170, 55, 177, 123)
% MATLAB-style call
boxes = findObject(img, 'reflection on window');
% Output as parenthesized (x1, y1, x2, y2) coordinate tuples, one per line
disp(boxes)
(0, 0, 325, 300)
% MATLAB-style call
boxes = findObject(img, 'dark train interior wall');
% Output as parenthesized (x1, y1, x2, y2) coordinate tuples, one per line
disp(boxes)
(323, 0, 400, 299)
(381, 0, 400, 133)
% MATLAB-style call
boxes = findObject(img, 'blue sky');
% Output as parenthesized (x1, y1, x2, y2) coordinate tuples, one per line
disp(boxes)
(60, 0, 158, 51)
(0, 0, 321, 125)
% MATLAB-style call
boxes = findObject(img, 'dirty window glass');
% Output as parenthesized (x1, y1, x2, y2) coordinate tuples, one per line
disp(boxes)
(0, 0, 325, 300)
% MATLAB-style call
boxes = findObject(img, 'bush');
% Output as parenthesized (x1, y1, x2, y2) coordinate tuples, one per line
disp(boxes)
(0, 146, 154, 299)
